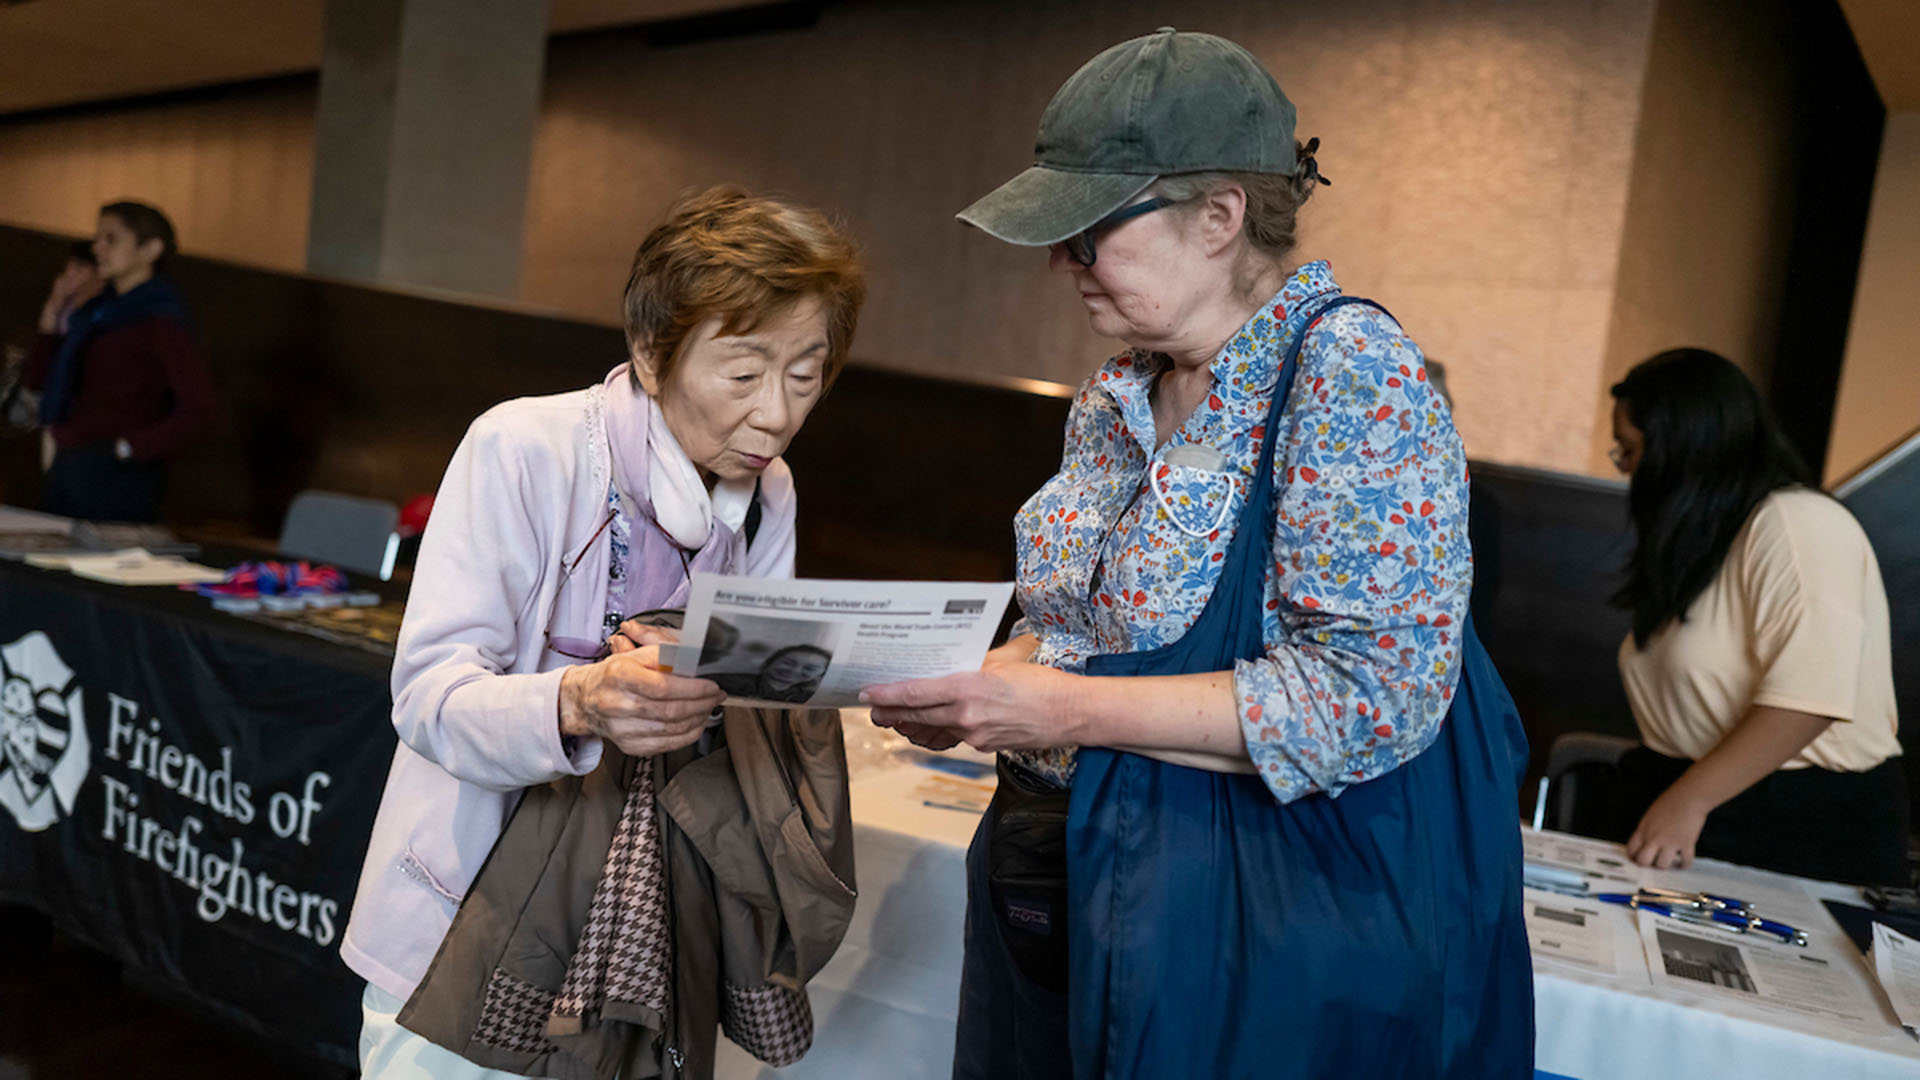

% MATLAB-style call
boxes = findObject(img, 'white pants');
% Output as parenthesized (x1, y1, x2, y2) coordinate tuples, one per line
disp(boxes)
(359, 983, 533, 1079)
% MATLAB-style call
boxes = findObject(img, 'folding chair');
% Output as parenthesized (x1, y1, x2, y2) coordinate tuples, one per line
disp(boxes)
(277, 490, 402, 580)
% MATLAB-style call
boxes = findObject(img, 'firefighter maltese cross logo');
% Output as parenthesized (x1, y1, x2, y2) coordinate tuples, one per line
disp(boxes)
(0, 632, 90, 831)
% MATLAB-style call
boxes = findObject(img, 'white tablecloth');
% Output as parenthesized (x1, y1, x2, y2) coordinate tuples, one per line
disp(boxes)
(0, 504, 70, 532)
(715, 717, 978, 1079)
(719, 727, 1920, 1079)
(1526, 829, 1920, 1080)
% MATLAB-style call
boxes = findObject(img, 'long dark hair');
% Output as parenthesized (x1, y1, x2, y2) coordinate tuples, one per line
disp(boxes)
(1612, 348, 1814, 647)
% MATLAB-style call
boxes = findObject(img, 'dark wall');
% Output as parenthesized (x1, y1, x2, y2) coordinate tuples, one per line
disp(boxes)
(1840, 434, 1920, 826)
(1764, 0, 1886, 471)
(0, 222, 1067, 583)
(0, 221, 1631, 759)
(1469, 465, 1637, 778)
(15, 224, 1910, 811)
(1475, 448, 1920, 821)
(1, 223, 617, 535)
(1476, 447, 1920, 822)
(783, 367, 1067, 582)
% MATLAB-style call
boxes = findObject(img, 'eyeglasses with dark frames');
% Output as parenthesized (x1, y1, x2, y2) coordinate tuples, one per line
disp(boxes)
(1060, 196, 1176, 268)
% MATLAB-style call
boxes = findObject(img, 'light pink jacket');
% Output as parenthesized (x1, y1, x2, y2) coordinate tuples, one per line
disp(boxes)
(340, 382, 796, 1000)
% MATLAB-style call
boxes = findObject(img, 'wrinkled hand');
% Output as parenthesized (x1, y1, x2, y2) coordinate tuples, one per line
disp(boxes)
(1626, 790, 1708, 870)
(886, 720, 963, 752)
(863, 651, 1075, 753)
(559, 645, 721, 757)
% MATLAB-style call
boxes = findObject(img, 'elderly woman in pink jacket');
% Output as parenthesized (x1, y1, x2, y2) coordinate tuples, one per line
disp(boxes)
(341, 186, 864, 1078)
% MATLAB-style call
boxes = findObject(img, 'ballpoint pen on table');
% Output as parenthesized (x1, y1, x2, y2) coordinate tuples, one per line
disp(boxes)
(1745, 912, 1809, 946)
(1522, 862, 1590, 897)
(1596, 890, 1810, 946)
(1638, 886, 1745, 913)
(1599, 894, 1760, 937)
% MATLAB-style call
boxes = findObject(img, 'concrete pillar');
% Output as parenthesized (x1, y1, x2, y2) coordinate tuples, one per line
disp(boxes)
(306, 0, 547, 297)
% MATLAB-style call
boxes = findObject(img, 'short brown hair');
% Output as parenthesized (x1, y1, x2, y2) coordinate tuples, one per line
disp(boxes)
(623, 185, 865, 387)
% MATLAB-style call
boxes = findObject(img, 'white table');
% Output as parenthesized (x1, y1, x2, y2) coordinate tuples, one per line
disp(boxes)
(715, 715, 980, 1079)
(1526, 829, 1920, 1080)
(720, 734, 1920, 1079)
(0, 504, 70, 532)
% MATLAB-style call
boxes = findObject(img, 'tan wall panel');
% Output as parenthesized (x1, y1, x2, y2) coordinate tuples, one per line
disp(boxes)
(1826, 112, 1920, 484)
(522, 0, 1658, 473)
(0, 3, 1664, 474)
(1593, 0, 1803, 472)
(0, 83, 315, 271)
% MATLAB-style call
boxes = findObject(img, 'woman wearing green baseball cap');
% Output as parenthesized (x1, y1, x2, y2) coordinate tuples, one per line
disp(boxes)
(865, 28, 1533, 1078)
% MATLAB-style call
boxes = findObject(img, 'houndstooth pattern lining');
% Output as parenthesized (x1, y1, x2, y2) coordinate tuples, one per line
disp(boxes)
(475, 969, 561, 1055)
(721, 980, 814, 1066)
(551, 772, 673, 1027)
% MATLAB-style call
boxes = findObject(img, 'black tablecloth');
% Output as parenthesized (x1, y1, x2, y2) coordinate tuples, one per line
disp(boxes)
(0, 550, 398, 1068)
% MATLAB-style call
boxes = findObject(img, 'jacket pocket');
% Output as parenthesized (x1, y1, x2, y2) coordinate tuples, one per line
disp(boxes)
(773, 806, 856, 903)
(660, 748, 781, 910)
(398, 844, 464, 905)
(721, 979, 813, 1067)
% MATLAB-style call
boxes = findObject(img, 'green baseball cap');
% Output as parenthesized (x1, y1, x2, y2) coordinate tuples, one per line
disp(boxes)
(958, 27, 1299, 247)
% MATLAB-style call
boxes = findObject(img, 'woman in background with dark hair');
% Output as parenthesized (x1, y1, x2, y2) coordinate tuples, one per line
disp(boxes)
(1605, 348, 1905, 885)
(23, 200, 215, 523)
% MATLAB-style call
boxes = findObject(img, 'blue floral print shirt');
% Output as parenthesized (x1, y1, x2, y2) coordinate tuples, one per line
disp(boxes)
(605, 485, 633, 638)
(1009, 261, 1472, 803)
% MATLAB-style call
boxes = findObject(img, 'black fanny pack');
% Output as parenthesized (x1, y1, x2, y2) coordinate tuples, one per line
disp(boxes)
(985, 756, 1071, 992)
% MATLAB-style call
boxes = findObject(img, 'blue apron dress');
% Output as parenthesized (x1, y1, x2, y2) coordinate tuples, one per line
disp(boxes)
(1067, 297, 1535, 1079)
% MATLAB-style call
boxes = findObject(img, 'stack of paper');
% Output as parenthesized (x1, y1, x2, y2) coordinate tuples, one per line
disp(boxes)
(69, 520, 198, 556)
(1872, 922, 1920, 1039)
(31, 547, 228, 586)
(0, 530, 84, 559)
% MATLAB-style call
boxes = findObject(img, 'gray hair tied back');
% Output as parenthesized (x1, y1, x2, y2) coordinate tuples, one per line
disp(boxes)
(1149, 134, 1331, 295)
